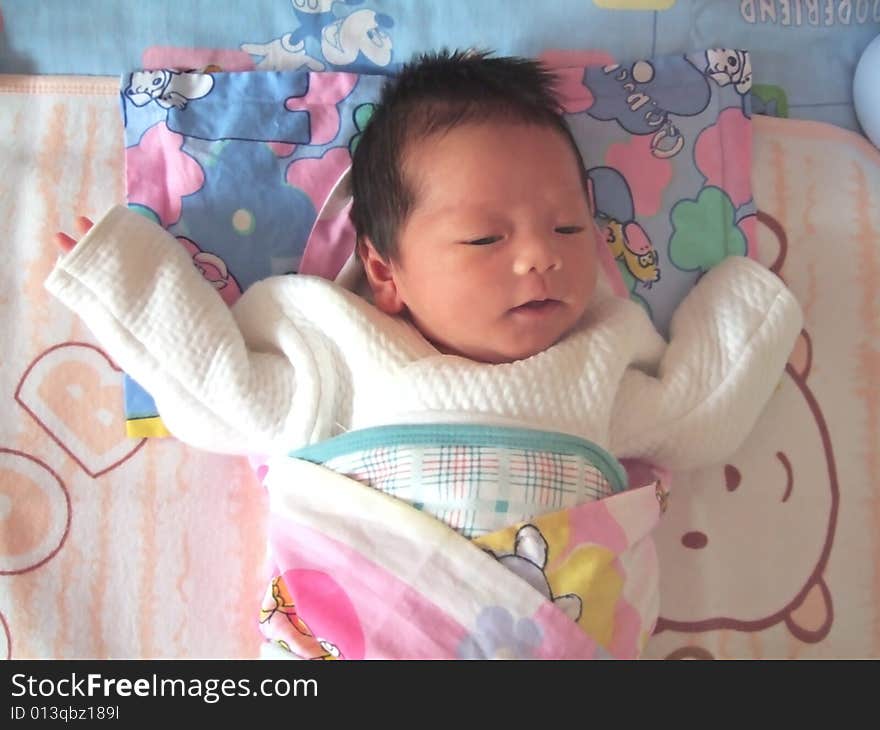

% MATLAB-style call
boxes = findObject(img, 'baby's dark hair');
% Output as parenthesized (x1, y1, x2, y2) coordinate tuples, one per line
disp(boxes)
(350, 49, 586, 261)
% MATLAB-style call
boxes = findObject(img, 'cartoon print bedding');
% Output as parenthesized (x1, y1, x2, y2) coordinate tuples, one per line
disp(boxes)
(1, 0, 878, 660)
(257, 444, 664, 659)
(117, 50, 758, 434)
(1, 74, 877, 659)
(2, 0, 877, 132)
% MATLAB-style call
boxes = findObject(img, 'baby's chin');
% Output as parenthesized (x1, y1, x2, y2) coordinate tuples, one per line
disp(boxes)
(418, 303, 588, 364)
(440, 329, 569, 364)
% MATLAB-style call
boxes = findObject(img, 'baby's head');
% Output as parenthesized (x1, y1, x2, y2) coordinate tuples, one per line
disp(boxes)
(351, 50, 598, 364)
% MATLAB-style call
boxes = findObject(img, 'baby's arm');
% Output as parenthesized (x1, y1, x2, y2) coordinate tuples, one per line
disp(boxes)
(608, 256, 803, 472)
(45, 206, 332, 455)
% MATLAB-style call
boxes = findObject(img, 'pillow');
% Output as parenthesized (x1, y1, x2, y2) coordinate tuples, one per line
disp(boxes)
(119, 49, 756, 437)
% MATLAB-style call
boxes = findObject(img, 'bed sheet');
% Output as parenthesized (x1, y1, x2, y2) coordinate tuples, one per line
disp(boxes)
(0, 76, 877, 659)
(0, 0, 877, 132)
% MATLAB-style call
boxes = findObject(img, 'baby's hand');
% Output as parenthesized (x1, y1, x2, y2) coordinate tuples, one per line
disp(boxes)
(54, 217, 94, 252)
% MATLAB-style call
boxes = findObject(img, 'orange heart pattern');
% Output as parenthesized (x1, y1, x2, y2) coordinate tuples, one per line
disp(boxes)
(0, 448, 70, 575)
(16, 343, 145, 478)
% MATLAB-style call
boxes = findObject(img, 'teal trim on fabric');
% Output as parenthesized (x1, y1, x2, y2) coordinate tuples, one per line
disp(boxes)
(291, 424, 629, 494)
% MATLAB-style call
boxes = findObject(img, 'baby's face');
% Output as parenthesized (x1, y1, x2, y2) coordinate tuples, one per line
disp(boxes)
(385, 121, 597, 363)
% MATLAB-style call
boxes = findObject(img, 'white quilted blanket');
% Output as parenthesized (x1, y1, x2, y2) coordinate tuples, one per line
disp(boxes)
(45, 205, 801, 474)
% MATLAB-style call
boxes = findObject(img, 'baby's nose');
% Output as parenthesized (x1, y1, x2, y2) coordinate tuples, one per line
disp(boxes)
(512, 236, 562, 275)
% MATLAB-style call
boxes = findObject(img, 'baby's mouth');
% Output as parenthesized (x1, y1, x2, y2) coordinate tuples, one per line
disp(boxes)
(509, 298, 562, 314)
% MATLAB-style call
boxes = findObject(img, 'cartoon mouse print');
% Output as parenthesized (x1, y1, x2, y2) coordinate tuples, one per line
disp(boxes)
(320, 7, 393, 67)
(240, 34, 327, 72)
(244, 1, 393, 71)
(124, 70, 215, 110)
(289, 0, 342, 44)
(241, 0, 343, 71)
(486, 524, 584, 622)
(705, 49, 752, 96)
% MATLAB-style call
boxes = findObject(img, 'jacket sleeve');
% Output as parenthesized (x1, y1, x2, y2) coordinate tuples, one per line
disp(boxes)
(44, 205, 340, 455)
(608, 256, 803, 472)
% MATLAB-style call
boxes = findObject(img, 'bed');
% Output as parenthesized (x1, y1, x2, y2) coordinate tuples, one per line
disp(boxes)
(1, 0, 878, 659)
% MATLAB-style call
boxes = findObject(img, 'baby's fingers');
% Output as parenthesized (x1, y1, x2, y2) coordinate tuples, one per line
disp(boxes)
(54, 231, 78, 252)
(55, 216, 94, 253)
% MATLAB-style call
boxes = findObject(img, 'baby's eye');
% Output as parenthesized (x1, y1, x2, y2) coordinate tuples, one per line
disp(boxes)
(466, 235, 502, 246)
(555, 226, 585, 235)
(152, 77, 163, 85)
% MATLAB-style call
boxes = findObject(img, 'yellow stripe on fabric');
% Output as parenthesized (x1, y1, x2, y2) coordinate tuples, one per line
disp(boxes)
(126, 417, 171, 438)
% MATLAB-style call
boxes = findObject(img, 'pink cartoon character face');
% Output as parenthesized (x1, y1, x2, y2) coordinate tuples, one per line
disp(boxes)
(176, 236, 243, 307)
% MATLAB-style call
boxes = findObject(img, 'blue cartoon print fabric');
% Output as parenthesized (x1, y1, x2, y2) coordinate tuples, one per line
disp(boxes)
(119, 48, 756, 433)
(2, 1, 877, 132)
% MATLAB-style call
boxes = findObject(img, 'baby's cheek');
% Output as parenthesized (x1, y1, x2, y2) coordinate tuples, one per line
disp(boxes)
(570, 261, 596, 305)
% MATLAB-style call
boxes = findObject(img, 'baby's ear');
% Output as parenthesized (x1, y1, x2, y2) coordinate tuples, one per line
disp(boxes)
(358, 237, 405, 315)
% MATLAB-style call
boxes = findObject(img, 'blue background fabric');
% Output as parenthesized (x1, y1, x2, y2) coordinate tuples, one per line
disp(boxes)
(117, 51, 755, 424)
(2, 0, 878, 132)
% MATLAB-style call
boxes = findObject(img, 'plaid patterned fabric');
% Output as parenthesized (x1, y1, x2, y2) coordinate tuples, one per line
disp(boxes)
(322, 443, 616, 538)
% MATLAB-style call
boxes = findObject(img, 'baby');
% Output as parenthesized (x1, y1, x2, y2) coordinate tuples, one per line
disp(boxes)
(48, 51, 802, 658)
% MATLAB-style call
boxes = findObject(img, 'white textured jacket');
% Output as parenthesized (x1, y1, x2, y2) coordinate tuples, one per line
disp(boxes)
(45, 205, 803, 471)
